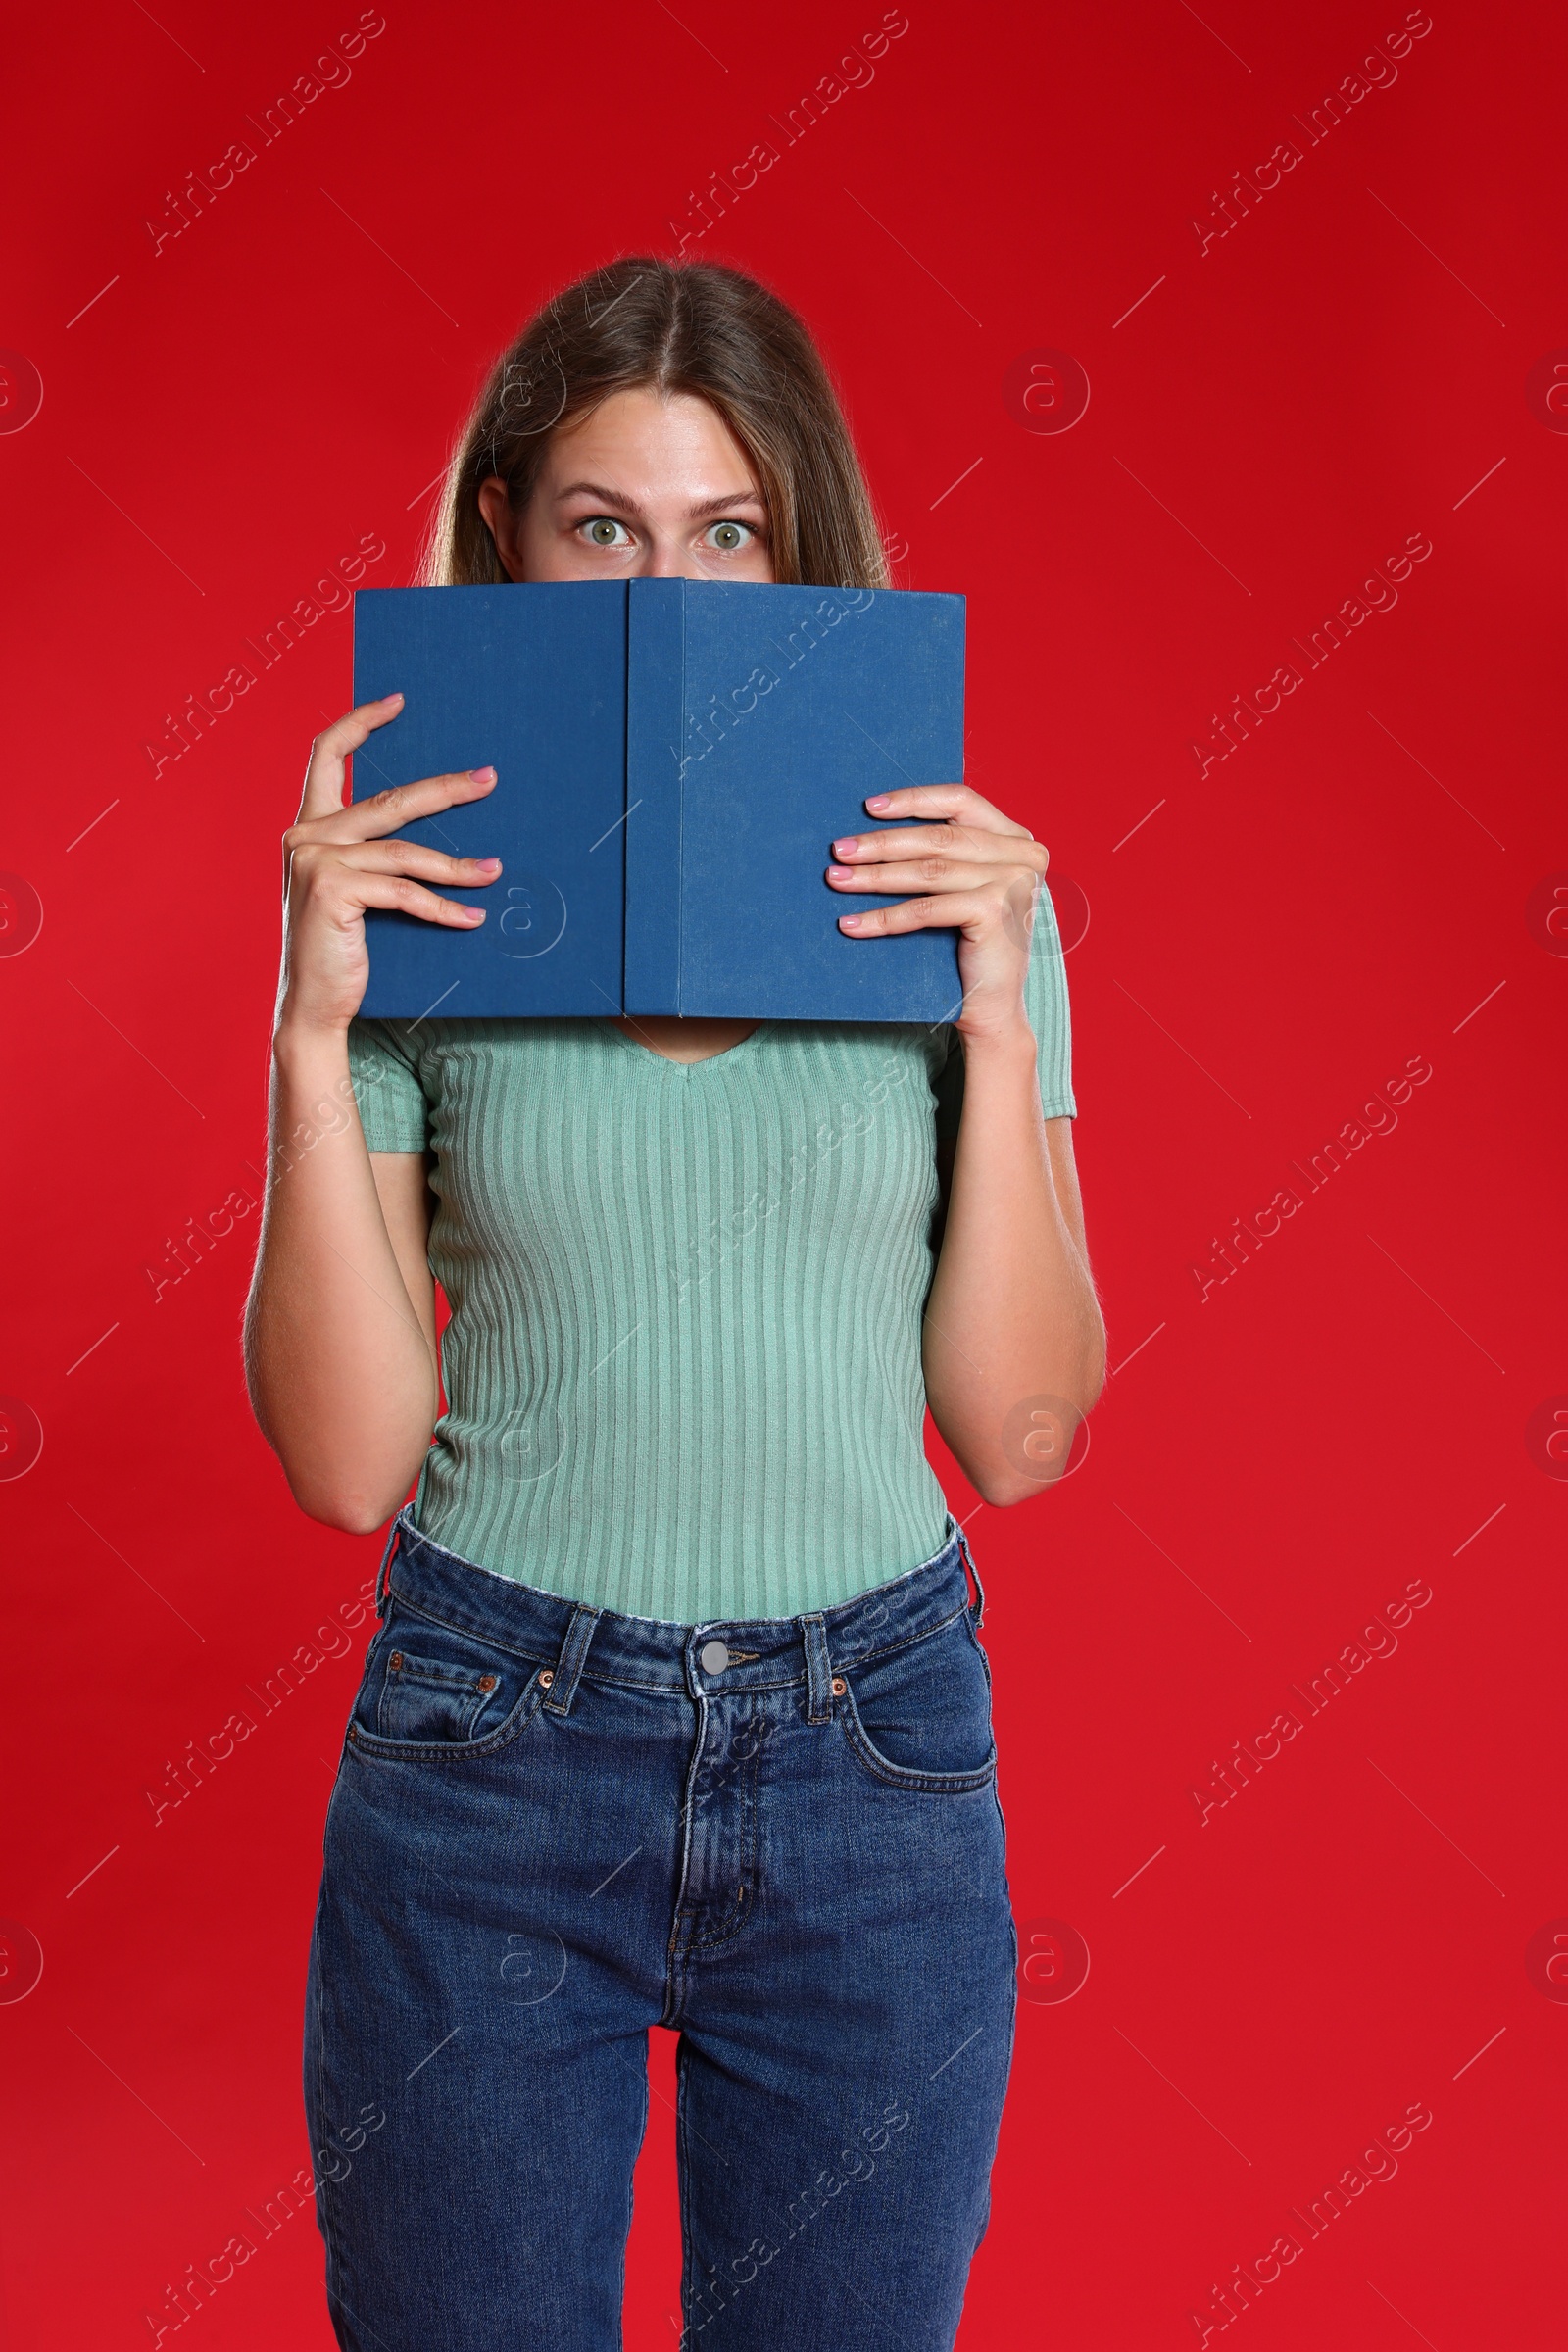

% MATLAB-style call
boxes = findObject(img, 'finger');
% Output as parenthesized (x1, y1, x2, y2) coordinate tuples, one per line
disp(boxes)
(861, 784, 1034, 839)
(334, 840, 503, 886)
(342, 872, 491, 927)
(298, 694, 406, 823)
(308, 766, 500, 847)
(826, 855, 1041, 896)
(837, 889, 1005, 938)
(831, 822, 1048, 874)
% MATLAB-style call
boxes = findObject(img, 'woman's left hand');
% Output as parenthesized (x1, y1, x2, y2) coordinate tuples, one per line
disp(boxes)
(826, 784, 1048, 1044)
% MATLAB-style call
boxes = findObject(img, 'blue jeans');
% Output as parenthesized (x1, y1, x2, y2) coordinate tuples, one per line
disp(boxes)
(306, 1505, 1017, 2351)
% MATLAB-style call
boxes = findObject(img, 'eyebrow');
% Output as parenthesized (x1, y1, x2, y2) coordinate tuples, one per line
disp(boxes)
(551, 479, 767, 521)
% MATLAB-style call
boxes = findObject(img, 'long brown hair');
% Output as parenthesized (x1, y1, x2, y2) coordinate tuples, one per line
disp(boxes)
(423, 258, 888, 593)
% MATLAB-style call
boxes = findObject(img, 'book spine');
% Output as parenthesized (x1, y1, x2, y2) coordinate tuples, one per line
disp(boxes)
(349, 589, 373, 799)
(625, 578, 686, 1013)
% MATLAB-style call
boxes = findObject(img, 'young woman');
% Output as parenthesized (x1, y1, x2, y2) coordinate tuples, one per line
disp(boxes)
(245, 257, 1104, 2352)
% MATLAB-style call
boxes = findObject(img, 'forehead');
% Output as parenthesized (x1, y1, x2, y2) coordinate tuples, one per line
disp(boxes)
(541, 387, 761, 496)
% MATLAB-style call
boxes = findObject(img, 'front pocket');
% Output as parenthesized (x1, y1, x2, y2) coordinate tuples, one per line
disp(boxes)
(347, 1607, 545, 1762)
(837, 1610, 998, 1793)
(377, 1647, 504, 1743)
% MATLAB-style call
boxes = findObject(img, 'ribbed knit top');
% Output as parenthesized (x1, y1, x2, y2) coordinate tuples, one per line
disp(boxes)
(346, 896, 1075, 1622)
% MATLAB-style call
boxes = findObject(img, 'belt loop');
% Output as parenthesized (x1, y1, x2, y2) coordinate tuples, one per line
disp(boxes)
(801, 1614, 834, 1724)
(955, 1516, 986, 1629)
(374, 1510, 405, 1621)
(543, 1604, 600, 1717)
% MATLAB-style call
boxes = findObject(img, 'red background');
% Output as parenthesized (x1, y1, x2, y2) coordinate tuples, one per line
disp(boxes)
(2, 0, 1563, 2343)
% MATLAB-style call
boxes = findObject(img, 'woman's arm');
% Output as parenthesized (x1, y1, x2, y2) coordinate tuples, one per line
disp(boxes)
(827, 782, 1106, 1505)
(245, 1038, 440, 1531)
(923, 1054, 1103, 1504)
(241, 699, 504, 1530)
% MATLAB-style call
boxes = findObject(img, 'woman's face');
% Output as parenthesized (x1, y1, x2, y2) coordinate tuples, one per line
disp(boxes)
(479, 387, 775, 585)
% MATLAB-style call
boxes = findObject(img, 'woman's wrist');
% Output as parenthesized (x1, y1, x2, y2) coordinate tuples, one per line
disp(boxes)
(954, 1009, 1038, 1070)
(272, 1012, 354, 1090)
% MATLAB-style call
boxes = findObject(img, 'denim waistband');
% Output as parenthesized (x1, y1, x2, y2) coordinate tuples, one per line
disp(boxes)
(372, 1505, 984, 1708)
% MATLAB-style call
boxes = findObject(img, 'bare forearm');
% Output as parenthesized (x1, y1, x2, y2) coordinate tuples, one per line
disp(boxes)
(922, 1021, 1105, 1504)
(243, 1026, 438, 1530)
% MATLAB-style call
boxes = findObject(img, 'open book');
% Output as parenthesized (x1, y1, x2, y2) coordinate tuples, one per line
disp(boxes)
(351, 579, 966, 1022)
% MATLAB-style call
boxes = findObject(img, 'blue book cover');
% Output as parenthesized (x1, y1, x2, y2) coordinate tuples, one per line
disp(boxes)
(351, 580, 966, 1023)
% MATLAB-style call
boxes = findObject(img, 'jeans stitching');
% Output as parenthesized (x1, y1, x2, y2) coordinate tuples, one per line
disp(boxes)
(346, 1674, 549, 1765)
(837, 1714, 999, 1794)
(663, 1688, 707, 2026)
(375, 1648, 491, 1741)
(675, 2036, 697, 2342)
(828, 1596, 976, 1674)
(834, 1652, 999, 1794)
(683, 1734, 761, 1954)
(379, 1582, 976, 1698)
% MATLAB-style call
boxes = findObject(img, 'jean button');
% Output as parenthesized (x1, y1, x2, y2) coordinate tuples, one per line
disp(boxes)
(700, 1640, 729, 1675)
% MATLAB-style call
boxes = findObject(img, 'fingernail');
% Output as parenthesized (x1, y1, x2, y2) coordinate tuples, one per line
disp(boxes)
(865, 794, 891, 811)
(832, 838, 858, 856)
(827, 865, 853, 880)
(384, 691, 404, 706)
(470, 765, 496, 782)
(478, 858, 502, 871)
(465, 908, 485, 922)
(840, 913, 863, 928)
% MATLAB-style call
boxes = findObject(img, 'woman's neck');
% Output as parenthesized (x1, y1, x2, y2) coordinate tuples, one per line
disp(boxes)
(611, 1014, 760, 1066)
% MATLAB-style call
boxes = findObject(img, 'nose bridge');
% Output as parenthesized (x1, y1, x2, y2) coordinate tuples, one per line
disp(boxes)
(639, 533, 698, 579)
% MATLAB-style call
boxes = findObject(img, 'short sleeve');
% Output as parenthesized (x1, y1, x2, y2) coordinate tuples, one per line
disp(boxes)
(931, 883, 1078, 1142)
(1025, 882, 1077, 1119)
(346, 1017, 429, 1152)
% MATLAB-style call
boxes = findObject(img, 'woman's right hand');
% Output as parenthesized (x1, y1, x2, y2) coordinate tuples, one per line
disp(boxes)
(276, 692, 502, 1037)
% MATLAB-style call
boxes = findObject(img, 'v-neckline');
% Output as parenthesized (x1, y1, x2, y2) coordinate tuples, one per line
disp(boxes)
(600, 1018, 772, 1076)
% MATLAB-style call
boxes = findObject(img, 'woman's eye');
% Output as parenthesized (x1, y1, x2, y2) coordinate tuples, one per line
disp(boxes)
(580, 517, 631, 548)
(704, 520, 755, 553)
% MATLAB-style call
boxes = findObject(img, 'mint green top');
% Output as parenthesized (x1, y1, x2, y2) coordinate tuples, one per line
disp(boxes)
(346, 899, 1075, 1623)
